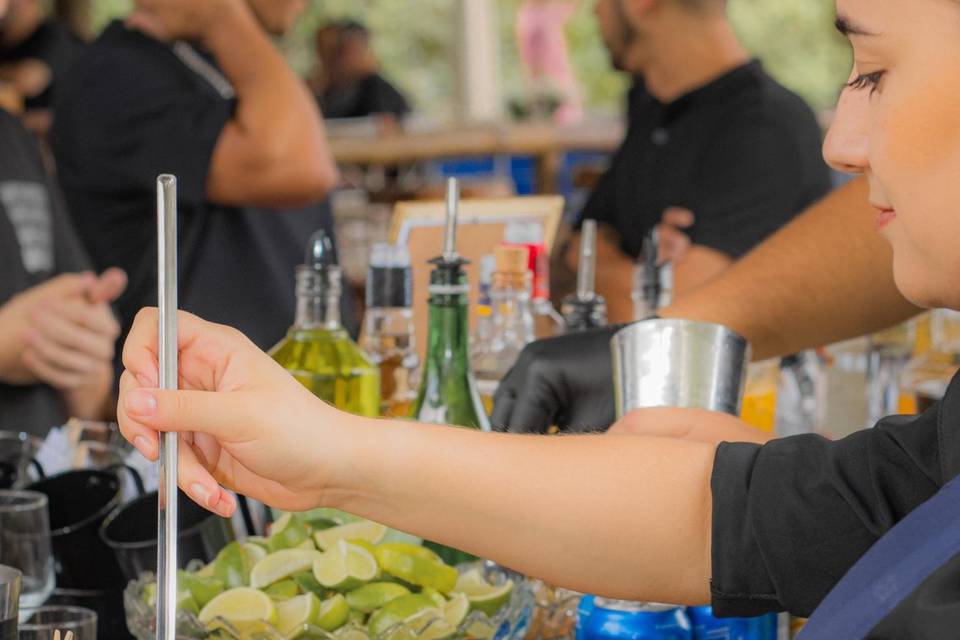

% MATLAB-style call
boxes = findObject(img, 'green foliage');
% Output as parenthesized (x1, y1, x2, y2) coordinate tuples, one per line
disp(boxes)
(87, 0, 851, 115)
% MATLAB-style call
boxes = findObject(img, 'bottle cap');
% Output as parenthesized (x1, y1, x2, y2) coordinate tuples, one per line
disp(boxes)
(495, 245, 530, 275)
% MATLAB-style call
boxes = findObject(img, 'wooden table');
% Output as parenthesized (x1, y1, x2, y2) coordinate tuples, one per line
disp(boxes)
(327, 119, 625, 193)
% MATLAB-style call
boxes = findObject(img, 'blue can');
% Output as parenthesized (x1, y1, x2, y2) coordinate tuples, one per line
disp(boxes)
(686, 606, 778, 640)
(577, 597, 692, 640)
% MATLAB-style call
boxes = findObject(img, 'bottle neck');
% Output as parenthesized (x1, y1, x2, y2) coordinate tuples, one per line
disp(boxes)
(489, 280, 535, 341)
(294, 267, 342, 330)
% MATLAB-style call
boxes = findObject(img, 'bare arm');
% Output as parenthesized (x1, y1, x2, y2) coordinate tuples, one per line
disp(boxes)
(661, 178, 920, 360)
(129, 0, 338, 208)
(607, 407, 773, 445)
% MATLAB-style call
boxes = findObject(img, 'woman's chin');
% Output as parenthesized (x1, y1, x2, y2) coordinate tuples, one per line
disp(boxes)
(893, 261, 954, 310)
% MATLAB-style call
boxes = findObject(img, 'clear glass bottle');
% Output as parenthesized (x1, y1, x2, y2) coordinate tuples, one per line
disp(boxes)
(472, 254, 497, 353)
(362, 243, 420, 418)
(270, 229, 381, 417)
(412, 179, 491, 431)
(898, 309, 960, 413)
(473, 245, 537, 413)
(561, 219, 607, 332)
(504, 221, 565, 338)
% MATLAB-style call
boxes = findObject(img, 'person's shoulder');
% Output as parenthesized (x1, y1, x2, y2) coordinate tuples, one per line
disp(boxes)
(746, 64, 821, 126)
(65, 21, 182, 89)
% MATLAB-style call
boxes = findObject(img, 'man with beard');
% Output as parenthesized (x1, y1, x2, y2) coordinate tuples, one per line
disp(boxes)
(561, 0, 831, 321)
(50, 0, 343, 375)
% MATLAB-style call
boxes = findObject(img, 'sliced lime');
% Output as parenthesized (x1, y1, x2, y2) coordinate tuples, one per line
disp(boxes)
(275, 592, 322, 638)
(267, 513, 312, 552)
(453, 570, 514, 616)
(213, 541, 253, 589)
(315, 593, 351, 632)
(313, 540, 378, 591)
(345, 582, 411, 613)
(250, 548, 324, 589)
(265, 579, 300, 601)
(376, 543, 440, 562)
(242, 542, 268, 565)
(179, 571, 225, 609)
(314, 520, 388, 551)
(367, 593, 438, 638)
(246, 536, 269, 549)
(443, 593, 469, 628)
(198, 587, 277, 626)
(293, 570, 326, 597)
(374, 545, 457, 593)
(422, 587, 447, 608)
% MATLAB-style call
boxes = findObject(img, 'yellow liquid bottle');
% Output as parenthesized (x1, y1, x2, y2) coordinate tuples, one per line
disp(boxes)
(270, 229, 380, 417)
(741, 359, 780, 433)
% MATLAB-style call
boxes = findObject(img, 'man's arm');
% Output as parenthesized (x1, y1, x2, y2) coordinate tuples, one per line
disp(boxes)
(129, 0, 338, 208)
(661, 178, 920, 360)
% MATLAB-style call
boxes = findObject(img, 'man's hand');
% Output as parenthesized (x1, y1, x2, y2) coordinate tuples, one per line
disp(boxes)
(0, 269, 127, 418)
(126, 0, 238, 43)
(491, 325, 623, 434)
(657, 207, 694, 264)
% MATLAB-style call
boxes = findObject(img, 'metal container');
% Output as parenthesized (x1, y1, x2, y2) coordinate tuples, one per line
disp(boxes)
(610, 319, 751, 418)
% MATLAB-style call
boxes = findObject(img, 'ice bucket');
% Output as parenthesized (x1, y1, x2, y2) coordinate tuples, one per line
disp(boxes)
(610, 319, 751, 418)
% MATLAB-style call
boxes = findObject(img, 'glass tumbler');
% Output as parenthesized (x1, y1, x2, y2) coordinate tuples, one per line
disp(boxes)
(0, 565, 21, 640)
(0, 492, 54, 611)
(18, 606, 96, 640)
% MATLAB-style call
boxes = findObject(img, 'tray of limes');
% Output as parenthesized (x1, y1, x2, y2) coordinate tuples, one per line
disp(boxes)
(124, 515, 534, 640)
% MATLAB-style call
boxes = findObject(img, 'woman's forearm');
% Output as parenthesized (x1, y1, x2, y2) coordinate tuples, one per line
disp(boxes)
(331, 419, 716, 605)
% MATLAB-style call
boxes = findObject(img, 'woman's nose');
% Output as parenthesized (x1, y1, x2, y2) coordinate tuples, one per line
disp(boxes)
(823, 83, 871, 175)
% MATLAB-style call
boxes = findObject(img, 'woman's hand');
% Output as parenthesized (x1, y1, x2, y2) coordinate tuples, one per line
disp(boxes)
(607, 407, 774, 445)
(118, 308, 355, 517)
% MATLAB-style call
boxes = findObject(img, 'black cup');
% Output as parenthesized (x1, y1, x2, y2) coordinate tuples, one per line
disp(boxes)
(27, 469, 138, 590)
(100, 490, 235, 582)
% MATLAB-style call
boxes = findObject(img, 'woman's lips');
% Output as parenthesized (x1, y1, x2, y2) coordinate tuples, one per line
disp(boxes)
(874, 208, 896, 231)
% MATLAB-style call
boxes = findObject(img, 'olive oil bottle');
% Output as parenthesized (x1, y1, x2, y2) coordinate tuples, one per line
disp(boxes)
(271, 229, 380, 417)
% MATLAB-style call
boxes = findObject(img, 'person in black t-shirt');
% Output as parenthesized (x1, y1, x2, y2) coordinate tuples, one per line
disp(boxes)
(561, 0, 831, 323)
(0, 102, 126, 436)
(314, 20, 411, 122)
(0, 0, 84, 137)
(51, 0, 341, 376)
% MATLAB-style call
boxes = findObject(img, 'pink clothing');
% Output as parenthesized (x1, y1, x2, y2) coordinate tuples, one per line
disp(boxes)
(516, 0, 583, 124)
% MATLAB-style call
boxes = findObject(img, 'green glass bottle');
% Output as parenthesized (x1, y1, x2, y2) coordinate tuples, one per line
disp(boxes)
(271, 229, 380, 417)
(412, 179, 489, 564)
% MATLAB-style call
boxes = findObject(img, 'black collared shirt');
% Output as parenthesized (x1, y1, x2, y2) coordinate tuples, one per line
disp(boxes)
(579, 61, 831, 259)
(51, 22, 345, 370)
(711, 368, 960, 631)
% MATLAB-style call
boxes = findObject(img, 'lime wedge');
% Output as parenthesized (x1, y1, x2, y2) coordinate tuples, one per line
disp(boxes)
(316, 593, 351, 632)
(246, 536, 269, 549)
(275, 592, 322, 638)
(453, 570, 513, 615)
(314, 520, 388, 551)
(213, 542, 253, 588)
(265, 579, 300, 601)
(443, 593, 469, 628)
(250, 548, 324, 589)
(198, 587, 278, 626)
(376, 543, 440, 562)
(335, 627, 370, 640)
(178, 589, 200, 615)
(243, 542, 268, 565)
(422, 587, 446, 608)
(368, 593, 438, 638)
(267, 513, 312, 552)
(179, 571, 225, 609)
(297, 538, 318, 551)
(374, 545, 457, 593)
(292, 570, 326, 596)
(313, 540, 378, 591)
(345, 582, 411, 613)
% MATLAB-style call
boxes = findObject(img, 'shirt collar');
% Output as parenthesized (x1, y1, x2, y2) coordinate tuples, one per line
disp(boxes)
(650, 59, 763, 121)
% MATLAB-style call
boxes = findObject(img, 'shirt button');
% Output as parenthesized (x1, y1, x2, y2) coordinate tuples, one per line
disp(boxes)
(651, 127, 670, 145)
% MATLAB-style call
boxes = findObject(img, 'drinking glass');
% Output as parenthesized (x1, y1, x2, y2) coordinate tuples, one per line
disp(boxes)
(18, 606, 96, 640)
(0, 566, 21, 640)
(0, 492, 54, 611)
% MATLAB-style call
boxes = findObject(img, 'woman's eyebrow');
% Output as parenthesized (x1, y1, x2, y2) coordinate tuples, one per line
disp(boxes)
(835, 14, 878, 37)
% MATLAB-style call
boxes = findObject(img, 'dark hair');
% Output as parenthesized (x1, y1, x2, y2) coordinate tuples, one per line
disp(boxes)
(333, 19, 370, 42)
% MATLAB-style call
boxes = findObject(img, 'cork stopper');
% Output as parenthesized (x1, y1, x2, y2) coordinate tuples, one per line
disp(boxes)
(493, 245, 531, 289)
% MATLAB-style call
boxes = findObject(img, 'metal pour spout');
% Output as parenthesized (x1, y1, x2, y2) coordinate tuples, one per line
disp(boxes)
(577, 219, 598, 300)
(442, 177, 460, 261)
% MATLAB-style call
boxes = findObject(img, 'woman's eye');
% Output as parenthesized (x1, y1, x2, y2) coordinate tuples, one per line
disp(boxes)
(846, 71, 885, 95)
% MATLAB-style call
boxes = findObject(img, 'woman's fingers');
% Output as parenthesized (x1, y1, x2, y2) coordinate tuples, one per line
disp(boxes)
(178, 436, 236, 518)
(122, 386, 252, 440)
(117, 370, 160, 460)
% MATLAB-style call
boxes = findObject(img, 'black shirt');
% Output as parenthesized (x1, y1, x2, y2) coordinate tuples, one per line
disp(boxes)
(0, 107, 90, 435)
(711, 369, 960, 626)
(579, 61, 831, 259)
(51, 22, 340, 366)
(321, 72, 410, 120)
(0, 21, 84, 110)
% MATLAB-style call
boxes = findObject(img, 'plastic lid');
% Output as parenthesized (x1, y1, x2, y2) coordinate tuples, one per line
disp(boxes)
(503, 221, 543, 245)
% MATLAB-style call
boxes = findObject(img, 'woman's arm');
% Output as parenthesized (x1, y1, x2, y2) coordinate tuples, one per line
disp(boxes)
(607, 407, 774, 445)
(119, 309, 716, 604)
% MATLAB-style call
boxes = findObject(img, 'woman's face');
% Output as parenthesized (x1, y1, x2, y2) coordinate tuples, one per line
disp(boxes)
(824, 0, 960, 309)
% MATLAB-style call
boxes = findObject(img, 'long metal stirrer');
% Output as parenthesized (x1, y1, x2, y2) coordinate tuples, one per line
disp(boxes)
(156, 175, 179, 640)
(443, 177, 460, 260)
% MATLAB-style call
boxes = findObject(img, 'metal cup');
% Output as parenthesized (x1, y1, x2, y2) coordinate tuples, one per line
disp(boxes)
(610, 319, 751, 418)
